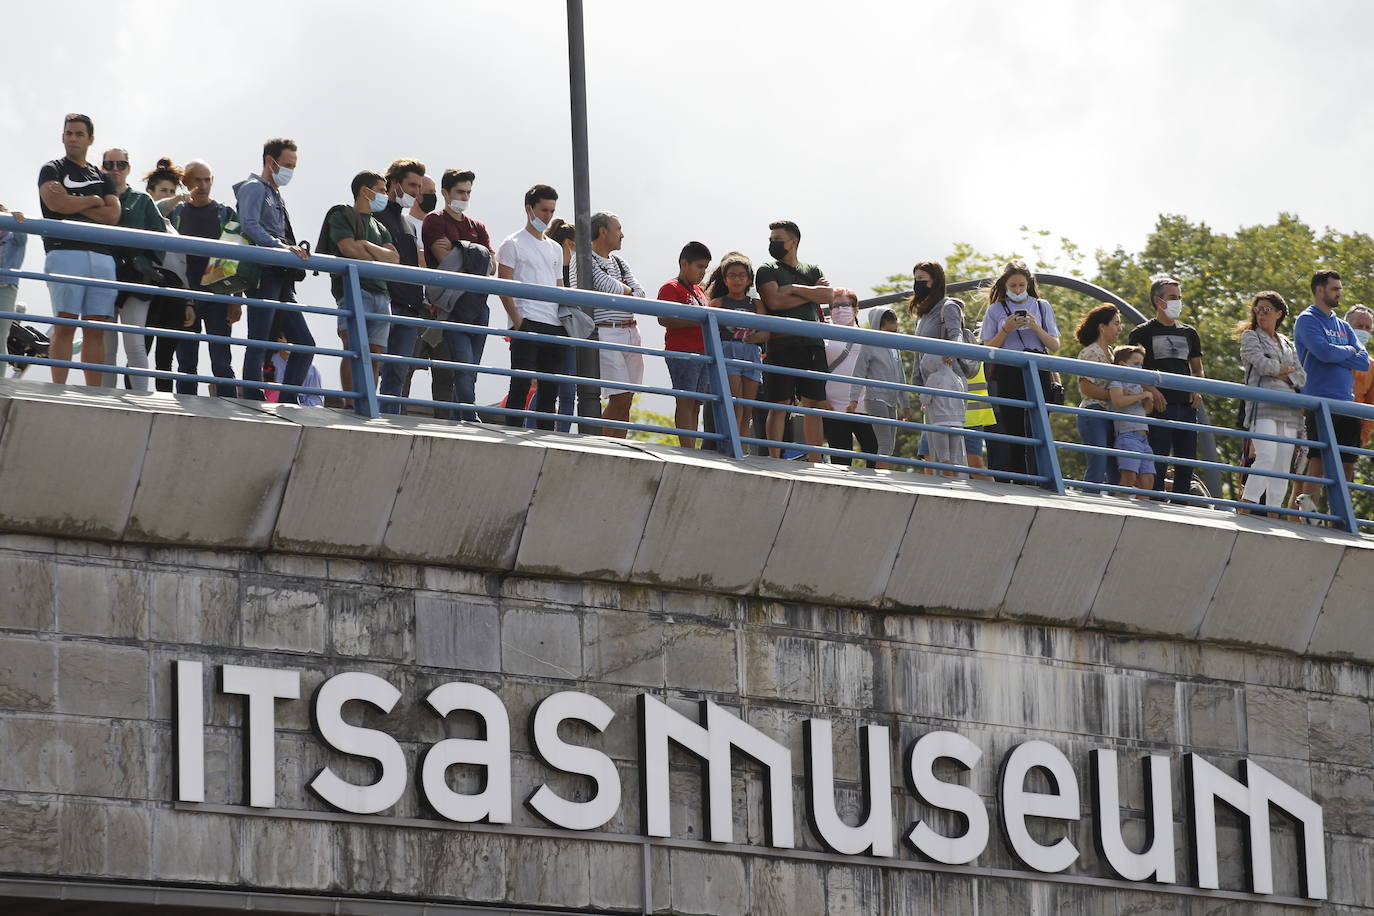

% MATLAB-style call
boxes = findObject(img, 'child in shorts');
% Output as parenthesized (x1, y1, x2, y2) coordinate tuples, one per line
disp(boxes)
(1107, 346, 1155, 496)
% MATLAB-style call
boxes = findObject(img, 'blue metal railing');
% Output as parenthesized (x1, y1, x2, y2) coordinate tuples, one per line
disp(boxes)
(3, 213, 1374, 533)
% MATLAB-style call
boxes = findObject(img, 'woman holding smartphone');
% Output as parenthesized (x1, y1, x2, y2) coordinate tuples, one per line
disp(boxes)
(978, 259, 1060, 478)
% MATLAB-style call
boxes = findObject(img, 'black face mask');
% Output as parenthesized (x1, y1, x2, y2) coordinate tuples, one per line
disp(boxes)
(768, 240, 788, 261)
(913, 279, 932, 299)
(420, 193, 438, 213)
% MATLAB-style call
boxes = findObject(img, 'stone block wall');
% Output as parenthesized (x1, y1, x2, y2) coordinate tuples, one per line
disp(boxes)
(1, 532, 1372, 914)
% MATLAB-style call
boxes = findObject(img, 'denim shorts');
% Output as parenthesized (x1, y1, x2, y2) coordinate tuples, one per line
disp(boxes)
(337, 288, 393, 348)
(1114, 429, 1155, 474)
(46, 249, 118, 318)
(962, 423, 992, 459)
(721, 339, 763, 383)
(666, 352, 713, 394)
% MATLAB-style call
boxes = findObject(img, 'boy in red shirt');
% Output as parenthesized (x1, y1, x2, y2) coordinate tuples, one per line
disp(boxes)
(657, 241, 713, 448)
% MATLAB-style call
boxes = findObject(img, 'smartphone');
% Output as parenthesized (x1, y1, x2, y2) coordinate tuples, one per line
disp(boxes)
(1014, 309, 1028, 318)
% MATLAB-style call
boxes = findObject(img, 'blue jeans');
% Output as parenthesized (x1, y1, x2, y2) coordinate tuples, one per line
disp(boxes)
(379, 305, 419, 416)
(242, 271, 313, 403)
(441, 321, 488, 421)
(1076, 404, 1116, 486)
(1147, 403, 1198, 494)
(433, 302, 489, 421)
(198, 296, 237, 397)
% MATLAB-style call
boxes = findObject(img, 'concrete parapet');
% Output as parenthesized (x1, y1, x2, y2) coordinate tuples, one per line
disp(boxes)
(1089, 510, 1236, 638)
(883, 480, 1037, 615)
(514, 434, 664, 581)
(0, 380, 152, 540)
(1, 378, 1373, 663)
(631, 448, 791, 594)
(760, 464, 915, 606)
(1200, 523, 1348, 652)
(270, 406, 414, 555)
(1308, 541, 1374, 659)
(382, 420, 545, 569)
(127, 394, 301, 548)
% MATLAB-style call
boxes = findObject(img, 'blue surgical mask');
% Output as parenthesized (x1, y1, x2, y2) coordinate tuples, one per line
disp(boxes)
(273, 162, 294, 187)
(1006, 289, 1030, 303)
(367, 191, 387, 214)
(531, 215, 549, 233)
(1355, 328, 1371, 348)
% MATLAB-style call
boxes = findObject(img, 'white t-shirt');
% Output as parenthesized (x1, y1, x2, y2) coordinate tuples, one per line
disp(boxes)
(496, 228, 562, 326)
(403, 212, 425, 250)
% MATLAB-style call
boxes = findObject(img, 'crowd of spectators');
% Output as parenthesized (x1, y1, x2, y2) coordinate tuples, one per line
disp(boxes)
(4, 113, 1374, 522)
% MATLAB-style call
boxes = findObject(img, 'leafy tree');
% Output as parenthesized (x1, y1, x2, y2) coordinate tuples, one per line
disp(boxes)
(626, 408, 680, 446)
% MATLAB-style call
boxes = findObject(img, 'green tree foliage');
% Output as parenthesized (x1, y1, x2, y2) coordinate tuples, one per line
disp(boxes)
(626, 408, 681, 446)
(874, 214, 1374, 507)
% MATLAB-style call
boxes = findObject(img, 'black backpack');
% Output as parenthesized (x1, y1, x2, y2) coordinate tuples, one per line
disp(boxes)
(314, 204, 362, 258)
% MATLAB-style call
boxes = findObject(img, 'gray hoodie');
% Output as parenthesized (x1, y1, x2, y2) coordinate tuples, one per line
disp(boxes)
(848, 307, 910, 412)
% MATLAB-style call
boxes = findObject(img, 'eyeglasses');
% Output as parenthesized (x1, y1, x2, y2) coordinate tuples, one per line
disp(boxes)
(1254, 305, 1280, 315)
(102, 160, 130, 171)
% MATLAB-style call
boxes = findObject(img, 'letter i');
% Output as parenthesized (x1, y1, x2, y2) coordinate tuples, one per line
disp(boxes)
(174, 660, 205, 802)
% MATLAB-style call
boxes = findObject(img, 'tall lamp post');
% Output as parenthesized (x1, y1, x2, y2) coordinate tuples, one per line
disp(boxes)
(567, 0, 602, 430)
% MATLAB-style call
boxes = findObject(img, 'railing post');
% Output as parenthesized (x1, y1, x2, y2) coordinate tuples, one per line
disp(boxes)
(1021, 359, 1065, 495)
(702, 312, 743, 458)
(1315, 401, 1358, 532)
(344, 264, 379, 418)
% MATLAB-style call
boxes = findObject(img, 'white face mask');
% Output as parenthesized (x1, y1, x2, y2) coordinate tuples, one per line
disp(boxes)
(448, 198, 468, 215)
(1162, 298, 1184, 319)
(1355, 328, 1371, 348)
(396, 190, 415, 209)
(831, 305, 855, 325)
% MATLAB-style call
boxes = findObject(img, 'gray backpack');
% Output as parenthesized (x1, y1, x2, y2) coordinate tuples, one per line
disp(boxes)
(943, 298, 982, 380)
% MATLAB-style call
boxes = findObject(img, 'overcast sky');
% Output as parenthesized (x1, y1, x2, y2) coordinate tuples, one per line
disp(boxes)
(4, 0, 1372, 404)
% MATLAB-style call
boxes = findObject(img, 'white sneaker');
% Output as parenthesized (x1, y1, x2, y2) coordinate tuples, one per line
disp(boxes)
(1295, 493, 1319, 524)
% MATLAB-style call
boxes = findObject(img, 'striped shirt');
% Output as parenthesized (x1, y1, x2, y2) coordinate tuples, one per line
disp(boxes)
(570, 251, 645, 323)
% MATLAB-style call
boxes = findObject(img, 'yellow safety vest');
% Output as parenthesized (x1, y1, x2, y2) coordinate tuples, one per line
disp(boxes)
(965, 366, 996, 428)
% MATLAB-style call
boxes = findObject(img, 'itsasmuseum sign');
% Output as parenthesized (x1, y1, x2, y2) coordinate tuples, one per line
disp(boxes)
(173, 661, 1327, 901)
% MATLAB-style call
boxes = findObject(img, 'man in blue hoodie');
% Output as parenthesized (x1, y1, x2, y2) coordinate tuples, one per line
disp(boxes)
(1291, 269, 1370, 516)
(233, 138, 311, 402)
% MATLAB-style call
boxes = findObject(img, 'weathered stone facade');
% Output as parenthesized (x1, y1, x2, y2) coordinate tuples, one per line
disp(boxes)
(2, 531, 1372, 914)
